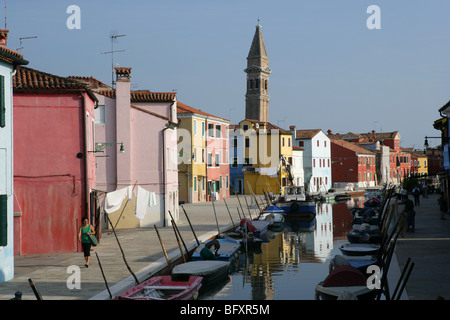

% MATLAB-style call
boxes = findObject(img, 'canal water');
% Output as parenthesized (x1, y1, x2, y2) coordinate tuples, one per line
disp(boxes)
(199, 197, 367, 300)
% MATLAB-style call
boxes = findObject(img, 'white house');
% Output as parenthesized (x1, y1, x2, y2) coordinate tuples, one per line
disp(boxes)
(291, 146, 305, 188)
(290, 126, 332, 193)
(0, 29, 28, 283)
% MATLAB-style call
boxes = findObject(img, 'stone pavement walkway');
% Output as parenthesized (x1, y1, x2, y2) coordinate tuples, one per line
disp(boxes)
(395, 192, 450, 300)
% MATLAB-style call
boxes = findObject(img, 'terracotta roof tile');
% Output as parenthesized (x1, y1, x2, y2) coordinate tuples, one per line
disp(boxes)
(14, 66, 90, 90)
(295, 129, 322, 139)
(131, 90, 176, 102)
(331, 138, 375, 155)
(177, 101, 229, 122)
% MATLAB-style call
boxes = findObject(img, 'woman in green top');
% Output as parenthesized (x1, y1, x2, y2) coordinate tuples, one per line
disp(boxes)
(78, 217, 95, 267)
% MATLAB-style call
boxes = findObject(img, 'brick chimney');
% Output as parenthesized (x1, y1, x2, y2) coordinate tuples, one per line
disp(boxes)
(289, 125, 296, 132)
(0, 29, 9, 47)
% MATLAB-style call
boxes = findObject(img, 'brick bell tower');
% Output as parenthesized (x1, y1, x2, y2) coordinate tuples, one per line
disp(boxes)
(244, 23, 271, 122)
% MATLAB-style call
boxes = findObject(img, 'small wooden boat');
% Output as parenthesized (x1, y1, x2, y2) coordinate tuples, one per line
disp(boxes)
(335, 193, 351, 201)
(171, 260, 230, 289)
(117, 275, 202, 300)
(259, 205, 285, 229)
(191, 239, 241, 261)
(346, 230, 382, 244)
(339, 242, 380, 256)
(352, 208, 379, 225)
(330, 254, 378, 274)
(315, 266, 377, 300)
(235, 218, 269, 237)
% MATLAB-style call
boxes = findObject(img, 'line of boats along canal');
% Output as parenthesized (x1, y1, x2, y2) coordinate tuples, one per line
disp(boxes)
(117, 186, 413, 301)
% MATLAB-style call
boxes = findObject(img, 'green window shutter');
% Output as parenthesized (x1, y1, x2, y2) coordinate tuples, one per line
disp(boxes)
(0, 75, 5, 128)
(0, 194, 7, 246)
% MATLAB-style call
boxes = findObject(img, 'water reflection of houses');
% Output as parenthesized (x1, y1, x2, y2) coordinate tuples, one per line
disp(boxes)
(313, 202, 334, 261)
(333, 200, 359, 240)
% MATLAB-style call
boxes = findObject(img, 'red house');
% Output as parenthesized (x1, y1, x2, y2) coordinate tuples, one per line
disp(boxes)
(13, 66, 97, 255)
(330, 138, 377, 188)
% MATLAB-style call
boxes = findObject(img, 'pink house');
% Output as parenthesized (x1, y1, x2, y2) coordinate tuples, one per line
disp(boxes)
(70, 68, 179, 228)
(206, 117, 230, 201)
(13, 66, 97, 255)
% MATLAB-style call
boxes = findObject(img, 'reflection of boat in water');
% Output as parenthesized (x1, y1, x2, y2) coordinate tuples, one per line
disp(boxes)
(171, 261, 230, 292)
(284, 215, 316, 232)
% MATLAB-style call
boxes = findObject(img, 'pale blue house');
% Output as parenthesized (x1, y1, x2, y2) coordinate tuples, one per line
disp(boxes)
(0, 30, 28, 283)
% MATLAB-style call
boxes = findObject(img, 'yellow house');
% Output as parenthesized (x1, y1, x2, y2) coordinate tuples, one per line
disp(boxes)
(177, 102, 230, 203)
(238, 119, 293, 195)
(416, 153, 428, 177)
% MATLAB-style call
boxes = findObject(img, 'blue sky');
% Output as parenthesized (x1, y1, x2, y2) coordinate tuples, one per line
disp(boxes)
(4, 0, 450, 148)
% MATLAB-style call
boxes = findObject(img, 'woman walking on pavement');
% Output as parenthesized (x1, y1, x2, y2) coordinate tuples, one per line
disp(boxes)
(78, 217, 95, 267)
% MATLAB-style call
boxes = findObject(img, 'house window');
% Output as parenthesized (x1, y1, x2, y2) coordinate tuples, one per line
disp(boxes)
(242, 124, 249, 131)
(288, 138, 291, 147)
(317, 140, 319, 147)
(313, 159, 315, 167)
(194, 176, 197, 192)
(208, 153, 212, 166)
(298, 141, 304, 147)
(208, 123, 214, 137)
(215, 153, 220, 167)
(0, 75, 5, 128)
(202, 122, 205, 137)
(216, 125, 221, 138)
(244, 158, 251, 167)
(193, 119, 197, 136)
(94, 104, 106, 124)
(233, 137, 238, 148)
(232, 157, 238, 168)
(324, 141, 327, 147)
(245, 137, 250, 148)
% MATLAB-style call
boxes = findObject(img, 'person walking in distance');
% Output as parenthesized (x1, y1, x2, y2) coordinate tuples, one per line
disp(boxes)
(438, 192, 447, 220)
(412, 186, 420, 206)
(403, 195, 416, 232)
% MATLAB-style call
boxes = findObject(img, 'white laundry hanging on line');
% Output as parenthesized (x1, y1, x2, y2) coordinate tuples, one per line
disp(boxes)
(149, 191, 157, 207)
(135, 186, 157, 220)
(105, 186, 133, 214)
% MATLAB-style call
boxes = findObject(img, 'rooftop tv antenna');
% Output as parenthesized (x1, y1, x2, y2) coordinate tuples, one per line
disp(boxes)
(101, 34, 126, 87)
(17, 36, 37, 53)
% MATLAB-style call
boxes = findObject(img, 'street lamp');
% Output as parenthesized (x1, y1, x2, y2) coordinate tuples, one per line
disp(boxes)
(90, 142, 125, 153)
(424, 136, 447, 149)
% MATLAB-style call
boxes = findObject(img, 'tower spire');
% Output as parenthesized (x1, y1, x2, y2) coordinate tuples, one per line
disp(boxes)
(245, 23, 271, 122)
